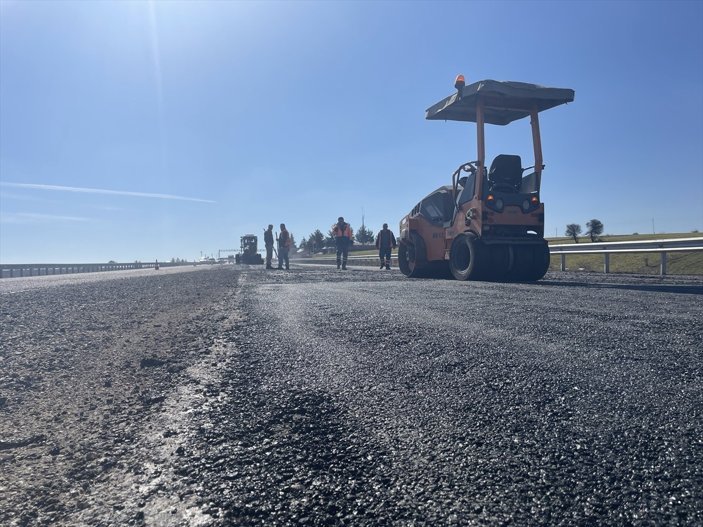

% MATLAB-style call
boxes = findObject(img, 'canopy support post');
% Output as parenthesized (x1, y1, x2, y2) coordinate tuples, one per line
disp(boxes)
(475, 99, 486, 199)
(530, 108, 543, 191)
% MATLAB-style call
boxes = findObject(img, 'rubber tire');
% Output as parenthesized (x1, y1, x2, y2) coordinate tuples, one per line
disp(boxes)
(508, 245, 533, 281)
(398, 232, 427, 278)
(509, 243, 549, 282)
(525, 243, 550, 281)
(486, 244, 511, 281)
(398, 241, 412, 276)
(449, 233, 486, 281)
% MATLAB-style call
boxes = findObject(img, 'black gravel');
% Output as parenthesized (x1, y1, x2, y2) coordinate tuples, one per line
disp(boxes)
(1, 266, 701, 526)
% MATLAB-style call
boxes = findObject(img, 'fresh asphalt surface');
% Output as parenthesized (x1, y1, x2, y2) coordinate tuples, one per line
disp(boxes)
(0, 264, 701, 526)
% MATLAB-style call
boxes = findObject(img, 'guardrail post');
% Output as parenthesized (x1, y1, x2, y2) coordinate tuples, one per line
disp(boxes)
(604, 253, 610, 274)
(560, 253, 566, 272)
(660, 251, 667, 276)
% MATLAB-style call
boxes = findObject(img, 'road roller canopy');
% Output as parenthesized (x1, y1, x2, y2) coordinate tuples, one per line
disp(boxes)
(425, 79, 575, 125)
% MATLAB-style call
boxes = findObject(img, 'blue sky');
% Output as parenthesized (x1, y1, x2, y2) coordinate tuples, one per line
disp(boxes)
(1, 0, 702, 263)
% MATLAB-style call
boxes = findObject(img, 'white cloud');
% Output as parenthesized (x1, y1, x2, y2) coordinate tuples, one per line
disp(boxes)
(0, 182, 216, 203)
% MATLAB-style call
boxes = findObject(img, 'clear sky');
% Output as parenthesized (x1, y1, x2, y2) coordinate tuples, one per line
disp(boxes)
(1, 0, 702, 263)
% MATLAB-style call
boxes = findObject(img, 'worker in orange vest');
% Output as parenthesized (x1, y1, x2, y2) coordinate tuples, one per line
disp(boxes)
(332, 216, 353, 270)
(375, 223, 397, 270)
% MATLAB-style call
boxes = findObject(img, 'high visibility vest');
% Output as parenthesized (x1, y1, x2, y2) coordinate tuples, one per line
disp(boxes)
(333, 223, 352, 239)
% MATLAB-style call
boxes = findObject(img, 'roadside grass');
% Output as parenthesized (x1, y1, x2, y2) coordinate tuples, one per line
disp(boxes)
(547, 232, 703, 275)
(323, 232, 703, 275)
(547, 251, 703, 275)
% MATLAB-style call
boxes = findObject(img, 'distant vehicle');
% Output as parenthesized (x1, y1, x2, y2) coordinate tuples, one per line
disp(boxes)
(398, 76, 574, 282)
(199, 256, 216, 264)
(235, 235, 264, 265)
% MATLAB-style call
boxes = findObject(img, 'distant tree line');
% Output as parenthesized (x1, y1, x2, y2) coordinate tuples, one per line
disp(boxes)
(298, 223, 377, 255)
(565, 219, 604, 242)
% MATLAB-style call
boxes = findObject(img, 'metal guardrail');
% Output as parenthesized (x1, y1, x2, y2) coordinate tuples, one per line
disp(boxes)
(0, 261, 197, 279)
(549, 237, 703, 275)
(301, 237, 703, 275)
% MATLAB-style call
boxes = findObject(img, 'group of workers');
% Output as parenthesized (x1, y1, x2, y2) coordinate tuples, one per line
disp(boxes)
(262, 217, 397, 271)
(263, 223, 292, 270)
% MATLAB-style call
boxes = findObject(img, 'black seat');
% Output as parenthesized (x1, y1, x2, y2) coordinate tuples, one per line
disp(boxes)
(488, 154, 522, 193)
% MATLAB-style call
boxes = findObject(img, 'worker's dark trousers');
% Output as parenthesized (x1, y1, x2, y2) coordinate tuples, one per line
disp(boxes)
(265, 246, 273, 268)
(379, 247, 391, 268)
(278, 247, 289, 269)
(336, 238, 350, 269)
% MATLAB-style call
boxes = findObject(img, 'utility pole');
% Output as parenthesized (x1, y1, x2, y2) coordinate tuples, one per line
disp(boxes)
(652, 218, 655, 235)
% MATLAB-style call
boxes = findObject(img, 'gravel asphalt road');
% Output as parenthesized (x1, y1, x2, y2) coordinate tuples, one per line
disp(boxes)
(1, 265, 701, 526)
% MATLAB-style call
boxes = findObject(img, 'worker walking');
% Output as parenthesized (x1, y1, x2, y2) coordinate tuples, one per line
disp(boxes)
(264, 224, 274, 269)
(375, 223, 397, 270)
(277, 223, 291, 270)
(332, 216, 353, 270)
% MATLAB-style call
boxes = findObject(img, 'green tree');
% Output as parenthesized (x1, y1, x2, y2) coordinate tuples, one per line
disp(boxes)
(308, 229, 325, 252)
(565, 224, 582, 243)
(586, 219, 604, 242)
(355, 224, 375, 244)
(325, 230, 336, 248)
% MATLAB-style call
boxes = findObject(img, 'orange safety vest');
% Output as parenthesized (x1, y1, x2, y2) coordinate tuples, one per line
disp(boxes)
(333, 222, 352, 239)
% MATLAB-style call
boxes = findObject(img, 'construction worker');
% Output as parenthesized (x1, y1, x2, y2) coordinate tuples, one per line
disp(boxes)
(277, 223, 291, 270)
(264, 224, 274, 269)
(332, 216, 353, 270)
(375, 223, 397, 270)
